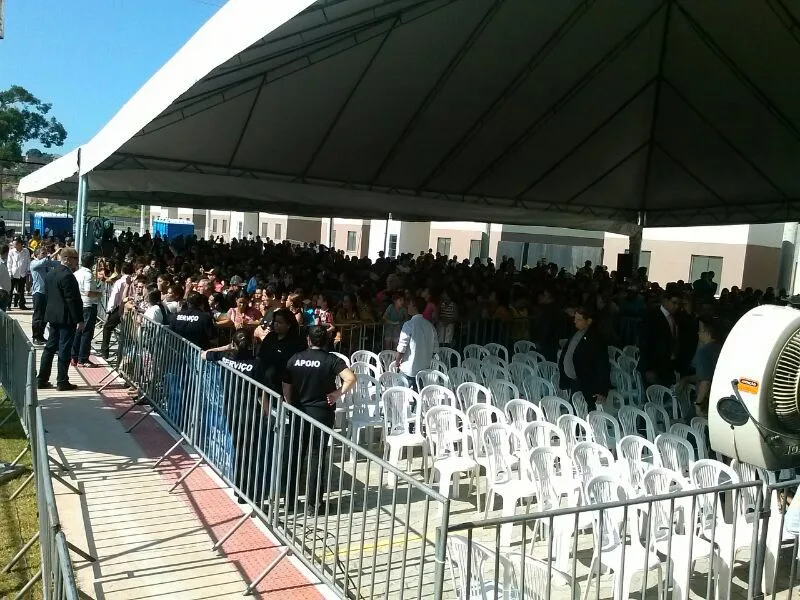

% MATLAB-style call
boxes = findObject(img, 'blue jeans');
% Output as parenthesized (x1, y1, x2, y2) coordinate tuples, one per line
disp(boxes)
(72, 305, 98, 363)
(38, 323, 77, 386)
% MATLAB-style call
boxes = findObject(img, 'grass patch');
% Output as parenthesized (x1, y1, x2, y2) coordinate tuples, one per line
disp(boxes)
(0, 401, 41, 600)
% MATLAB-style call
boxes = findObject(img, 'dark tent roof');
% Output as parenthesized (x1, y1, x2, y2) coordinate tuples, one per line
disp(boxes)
(19, 0, 800, 234)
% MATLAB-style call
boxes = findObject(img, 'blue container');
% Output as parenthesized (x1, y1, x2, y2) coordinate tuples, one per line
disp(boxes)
(30, 213, 74, 239)
(152, 219, 194, 241)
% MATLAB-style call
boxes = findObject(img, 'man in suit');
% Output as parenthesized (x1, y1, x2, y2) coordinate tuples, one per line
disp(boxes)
(639, 288, 682, 386)
(38, 248, 84, 391)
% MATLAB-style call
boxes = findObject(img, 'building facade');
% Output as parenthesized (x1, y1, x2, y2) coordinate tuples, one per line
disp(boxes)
(147, 207, 792, 292)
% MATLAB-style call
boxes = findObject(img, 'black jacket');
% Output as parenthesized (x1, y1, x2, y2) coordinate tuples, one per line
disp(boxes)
(43, 264, 83, 325)
(638, 308, 677, 384)
(558, 326, 610, 401)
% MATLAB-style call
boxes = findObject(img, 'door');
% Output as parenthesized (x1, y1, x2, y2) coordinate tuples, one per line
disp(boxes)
(689, 255, 723, 284)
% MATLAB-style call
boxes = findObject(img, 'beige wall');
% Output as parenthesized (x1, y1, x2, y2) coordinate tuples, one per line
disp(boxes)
(741, 245, 780, 290)
(603, 237, 747, 291)
(428, 228, 482, 261)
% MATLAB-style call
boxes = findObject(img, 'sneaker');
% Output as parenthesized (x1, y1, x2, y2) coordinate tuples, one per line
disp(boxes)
(32, 338, 46, 346)
(37, 381, 53, 390)
(78, 361, 97, 368)
(57, 383, 78, 392)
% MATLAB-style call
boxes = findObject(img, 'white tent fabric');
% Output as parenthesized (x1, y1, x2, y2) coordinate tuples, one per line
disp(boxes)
(18, 0, 800, 231)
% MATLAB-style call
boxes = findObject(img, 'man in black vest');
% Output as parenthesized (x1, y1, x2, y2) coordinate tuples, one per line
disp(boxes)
(38, 248, 84, 391)
(282, 327, 355, 515)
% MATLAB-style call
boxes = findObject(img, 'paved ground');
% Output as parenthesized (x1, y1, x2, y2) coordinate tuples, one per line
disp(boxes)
(13, 310, 329, 600)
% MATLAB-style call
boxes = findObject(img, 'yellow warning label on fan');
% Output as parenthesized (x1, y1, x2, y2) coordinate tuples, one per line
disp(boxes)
(738, 378, 759, 394)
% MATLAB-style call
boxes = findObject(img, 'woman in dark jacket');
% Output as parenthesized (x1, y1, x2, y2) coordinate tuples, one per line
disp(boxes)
(558, 305, 611, 412)
(257, 307, 307, 394)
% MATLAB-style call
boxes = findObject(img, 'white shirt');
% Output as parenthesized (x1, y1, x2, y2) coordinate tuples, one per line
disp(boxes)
(0, 259, 11, 292)
(164, 300, 180, 314)
(107, 275, 131, 312)
(7, 247, 30, 278)
(73, 266, 99, 308)
(660, 305, 677, 337)
(397, 314, 439, 377)
(144, 303, 168, 324)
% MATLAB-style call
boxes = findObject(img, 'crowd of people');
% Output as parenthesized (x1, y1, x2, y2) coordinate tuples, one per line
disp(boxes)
(0, 227, 790, 412)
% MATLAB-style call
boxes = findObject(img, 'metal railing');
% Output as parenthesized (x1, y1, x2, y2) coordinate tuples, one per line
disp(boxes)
(446, 474, 800, 600)
(110, 313, 451, 598)
(0, 310, 85, 600)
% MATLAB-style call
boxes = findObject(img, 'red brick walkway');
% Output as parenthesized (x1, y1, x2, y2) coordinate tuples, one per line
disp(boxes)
(79, 365, 324, 599)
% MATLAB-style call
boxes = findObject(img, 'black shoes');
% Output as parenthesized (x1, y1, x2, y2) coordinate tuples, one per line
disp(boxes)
(38, 381, 53, 390)
(57, 383, 78, 392)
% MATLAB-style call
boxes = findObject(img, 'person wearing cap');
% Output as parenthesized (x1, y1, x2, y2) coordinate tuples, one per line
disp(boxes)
(37, 248, 84, 391)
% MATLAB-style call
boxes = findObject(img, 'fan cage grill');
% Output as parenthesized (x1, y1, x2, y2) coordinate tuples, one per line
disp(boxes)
(772, 328, 800, 431)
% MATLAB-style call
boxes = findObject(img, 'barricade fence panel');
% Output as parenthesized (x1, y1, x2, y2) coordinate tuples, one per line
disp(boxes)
(117, 313, 452, 599)
(0, 310, 80, 600)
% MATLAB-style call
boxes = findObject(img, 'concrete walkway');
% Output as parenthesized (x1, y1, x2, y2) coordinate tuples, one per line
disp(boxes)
(12, 311, 330, 600)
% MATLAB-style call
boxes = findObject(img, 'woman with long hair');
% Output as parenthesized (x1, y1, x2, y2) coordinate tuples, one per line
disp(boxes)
(257, 307, 307, 394)
(557, 305, 610, 412)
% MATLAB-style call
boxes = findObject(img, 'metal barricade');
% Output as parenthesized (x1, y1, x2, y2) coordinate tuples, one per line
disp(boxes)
(114, 314, 452, 598)
(445, 476, 795, 600)
(0, 310, 83, 600)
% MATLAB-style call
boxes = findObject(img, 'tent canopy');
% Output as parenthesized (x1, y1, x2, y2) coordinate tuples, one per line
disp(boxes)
(18, 0, 800, 234)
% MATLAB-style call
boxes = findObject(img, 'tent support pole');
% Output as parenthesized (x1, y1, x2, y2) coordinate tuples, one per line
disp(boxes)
(328, 217, 334, 248)
(778, 222, 799, 294)
(21, 194, 27, 237)
(139, 205, 146, 235)
(75, 175, 88, 256)
(480, 222, 491, 261)
(628, 212, 644, 276)
(383, 213, 392, 256)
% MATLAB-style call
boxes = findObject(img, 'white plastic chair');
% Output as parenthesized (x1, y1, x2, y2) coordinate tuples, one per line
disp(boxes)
(602, 389, 626, 415)
(690, 417, 720, 460)
(571, 391, 588, 420)
(611, 368, 637, 404)
(464, 344, 489, 361)
(523, 421, 566, 455)
(647, 384, 681, 420)
(481, 362, 510, 385)
(482, 424, 536, 531)
(447, 534, 513, 600)
(379, 371, 408, 395)
(418, 384, 457, 421)
(573, 441, 616, 488)
(535, 361, 559, 381)
(513, 340, 536, 355)
(504, 399, 545, 446)
(509, 553, 580, 600)
(467, 403, 511, 513)
(416, 368, 450, 390)
(463, 358, 485, 384)
(382, 387, 426, 486)
(487, 379, 518, 411)
(644, 402, 671, 434)
(622, 345, 639, 362)
(584, 474, 665, 600)
(347, 374, 382, 458)
(484, 343, 509, 363)
(378, 350, 398, 373)
(617, 355, 637, 375)
(430, 357, 449, 375)
(448, 366, 478, 390)
(654, 433, 695, 479)
(508, 362, 537, 395)
(540, 395, 574, 424)
(352, 350, 382, 374)
(608, 346, 623, 362)
(643, 468, 719, 600)
(670, 422, 707, 459)
(351, 360, 380, 379)
(456, 382, 492, 412)
(425, 406, 479, 500)
(557, 414, 594, 455)
(435, 346, 461, 369)
(618, 406, 657, 441)
(587, 410, 622, 454)
(331, 351, 351, 367)
(523, 377, 556, 403)
(617, 435, 661, 496)
(549, 371, 570, 401)
(511, 353, 538, 370)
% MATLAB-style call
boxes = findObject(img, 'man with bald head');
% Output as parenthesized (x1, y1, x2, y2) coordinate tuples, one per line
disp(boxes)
(37, 248, 84, 391)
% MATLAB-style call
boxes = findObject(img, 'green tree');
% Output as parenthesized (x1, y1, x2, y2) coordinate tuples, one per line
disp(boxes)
(0, 85, 67, 162)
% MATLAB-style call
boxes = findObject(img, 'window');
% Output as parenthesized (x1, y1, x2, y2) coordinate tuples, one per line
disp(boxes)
(436, 237, 451, 257)
(639, 251, 651, 273)
(347, 231, 358, 252)
(689, 255, 723, 285)
(261, 222, 269, 237)
(388, 234, 398, 258)
(275, 223, 282, 240)
(222, 220, 228, 234)
(212, 218, 218, 233)
(469, 239, 482, 261)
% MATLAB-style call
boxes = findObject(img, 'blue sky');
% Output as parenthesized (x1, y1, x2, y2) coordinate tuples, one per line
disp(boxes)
(0, 0, 221, 153)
